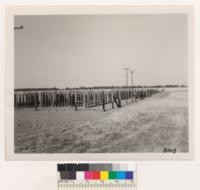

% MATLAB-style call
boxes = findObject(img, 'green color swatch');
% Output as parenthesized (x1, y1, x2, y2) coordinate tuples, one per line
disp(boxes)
(109, 171, 117, 179)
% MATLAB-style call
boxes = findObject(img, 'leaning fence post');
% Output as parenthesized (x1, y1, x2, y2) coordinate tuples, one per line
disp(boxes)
(118, 90, 121, 107)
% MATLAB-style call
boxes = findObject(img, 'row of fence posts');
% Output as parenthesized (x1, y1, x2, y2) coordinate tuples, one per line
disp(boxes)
(14, 88, 163, 111)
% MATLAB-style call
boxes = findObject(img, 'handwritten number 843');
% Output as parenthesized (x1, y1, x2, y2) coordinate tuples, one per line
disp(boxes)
(163, 148, 176, 153)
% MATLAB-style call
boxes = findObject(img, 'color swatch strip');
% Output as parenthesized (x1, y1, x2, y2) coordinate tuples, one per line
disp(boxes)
(58, 164, 134, 181)
(59, 171, 133, 180)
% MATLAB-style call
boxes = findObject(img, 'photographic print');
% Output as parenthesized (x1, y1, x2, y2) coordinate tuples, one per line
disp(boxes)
(5, 6, 194, 160)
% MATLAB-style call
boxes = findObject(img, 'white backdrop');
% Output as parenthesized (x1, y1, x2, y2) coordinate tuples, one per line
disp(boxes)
(0, 0, 200, 190)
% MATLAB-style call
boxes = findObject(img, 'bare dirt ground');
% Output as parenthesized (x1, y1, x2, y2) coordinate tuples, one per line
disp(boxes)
(14, 88, 188, 153)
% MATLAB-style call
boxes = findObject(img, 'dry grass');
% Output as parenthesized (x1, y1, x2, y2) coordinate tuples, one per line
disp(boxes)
(14, 88, 188, 153)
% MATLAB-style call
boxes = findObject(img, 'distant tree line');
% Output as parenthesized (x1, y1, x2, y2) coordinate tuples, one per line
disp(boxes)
(70, 84, 187, 90)
(15, 84, 187, 91)
(15, 87, 58, 92)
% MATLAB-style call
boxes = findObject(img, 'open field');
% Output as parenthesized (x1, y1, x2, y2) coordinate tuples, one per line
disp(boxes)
(14, 88, 188, 153)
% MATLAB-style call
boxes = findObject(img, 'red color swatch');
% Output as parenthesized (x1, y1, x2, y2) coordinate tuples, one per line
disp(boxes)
(84, 171, 100, 180)
(92, 171, 100, 179)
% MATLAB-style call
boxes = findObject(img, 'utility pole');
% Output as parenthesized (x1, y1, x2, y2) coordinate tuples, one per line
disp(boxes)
(130, 70, 135, 89)
(124, 67, 129, 87)
(124, 67, 130, 104)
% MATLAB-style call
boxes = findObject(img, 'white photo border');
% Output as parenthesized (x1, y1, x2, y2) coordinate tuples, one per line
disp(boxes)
(5, 5, 195, 161)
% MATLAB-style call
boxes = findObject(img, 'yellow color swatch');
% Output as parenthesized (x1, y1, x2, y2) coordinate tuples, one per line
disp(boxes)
(100, 171, 109, 180)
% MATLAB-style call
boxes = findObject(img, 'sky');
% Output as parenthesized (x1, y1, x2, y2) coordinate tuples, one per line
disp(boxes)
(14, 14, 188, 89)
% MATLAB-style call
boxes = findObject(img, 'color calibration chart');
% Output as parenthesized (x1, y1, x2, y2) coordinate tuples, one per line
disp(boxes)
(57, 163, 137, 190)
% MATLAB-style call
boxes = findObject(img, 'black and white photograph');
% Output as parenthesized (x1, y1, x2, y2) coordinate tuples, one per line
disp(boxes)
(5, 6, 194, 160)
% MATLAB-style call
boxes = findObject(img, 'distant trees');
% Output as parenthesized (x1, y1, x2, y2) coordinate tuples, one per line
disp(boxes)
(14, 87, 58, 92)
(163, 84, 187, 88)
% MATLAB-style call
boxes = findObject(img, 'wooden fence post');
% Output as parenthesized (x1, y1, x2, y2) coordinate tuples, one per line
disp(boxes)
(34, 92, 38, 111)
(111, 91, 114, 109)
(131, 88, 134, 103)
(52, 91, 56, 107)
(94, 92, 97, 106)
(38, 92, 41, 107)
(106, 92, 108, 104)
(125, 89, 127, 104)
(98, 91, 100, 105)
(85, 93, 87, 108)
(75, 91, 78, 111)
(102, 91, 105, 112)
(19, 94, 22, 108)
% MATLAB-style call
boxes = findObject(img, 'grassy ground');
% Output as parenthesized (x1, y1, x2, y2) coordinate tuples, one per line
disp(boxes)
(14, 88, 188, 153)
